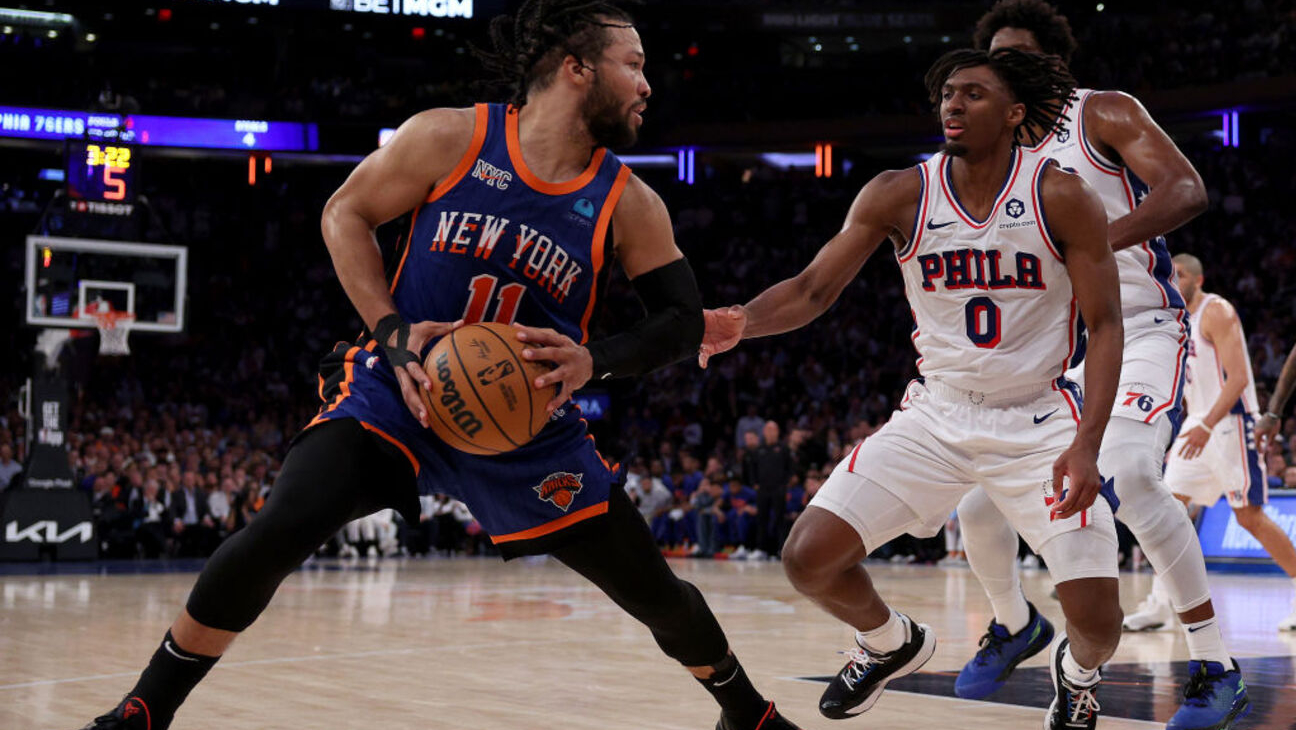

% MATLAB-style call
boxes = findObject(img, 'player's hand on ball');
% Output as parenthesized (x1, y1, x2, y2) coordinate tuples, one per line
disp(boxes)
(391, 319, 464, 428)
(698, 305, 747, 368)
(1177, 424, 1212, 460)
(514, 324, 590, 414)
(1050, 442, 1101, 519)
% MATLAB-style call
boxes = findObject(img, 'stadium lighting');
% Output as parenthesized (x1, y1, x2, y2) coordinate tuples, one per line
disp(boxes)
(677, 149, 696, 185)
(0, 8, 74, 25)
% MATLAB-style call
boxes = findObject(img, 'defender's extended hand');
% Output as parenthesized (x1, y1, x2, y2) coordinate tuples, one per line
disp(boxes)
(698, 306, 748, 368)
(515, 324, 590, 414)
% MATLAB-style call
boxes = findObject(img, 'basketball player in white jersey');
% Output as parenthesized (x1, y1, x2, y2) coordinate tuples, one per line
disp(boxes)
(1150, 254, 1296, 632)
(701, 48, 1125, 730)
(945, 4, 1249, 729)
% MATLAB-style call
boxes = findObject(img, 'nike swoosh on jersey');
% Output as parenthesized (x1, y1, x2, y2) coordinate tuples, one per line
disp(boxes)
(1034, 409, 1059, 424)
(926, 219, 956, 230)
(1153, 317, 1167, 324)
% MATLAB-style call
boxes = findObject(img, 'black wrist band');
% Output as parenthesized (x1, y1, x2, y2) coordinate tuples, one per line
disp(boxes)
(370, 313, 417, 368)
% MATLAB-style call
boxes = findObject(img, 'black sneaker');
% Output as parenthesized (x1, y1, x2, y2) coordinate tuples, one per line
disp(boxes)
(80, 696, 153, 730)
(818, 615, 936, 719)
(1045, 636, 1102, 729)
(716, 701, 801, 730)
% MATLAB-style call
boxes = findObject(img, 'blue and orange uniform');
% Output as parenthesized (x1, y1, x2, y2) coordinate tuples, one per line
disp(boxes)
(306, 104, 630, 556)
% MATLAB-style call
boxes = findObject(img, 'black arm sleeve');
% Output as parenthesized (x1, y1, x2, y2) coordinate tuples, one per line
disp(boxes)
(585, 257, 703, 380)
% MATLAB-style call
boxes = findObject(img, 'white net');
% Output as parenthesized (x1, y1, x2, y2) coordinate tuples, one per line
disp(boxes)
(94, 312, 134, 356)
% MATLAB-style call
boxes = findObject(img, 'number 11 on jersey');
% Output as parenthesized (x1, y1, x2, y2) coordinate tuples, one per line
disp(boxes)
(464, 274, 525, 324)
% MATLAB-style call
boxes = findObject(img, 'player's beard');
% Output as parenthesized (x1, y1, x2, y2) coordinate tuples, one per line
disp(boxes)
(583, 76, 637, 149)
(942, 140, 969, 157)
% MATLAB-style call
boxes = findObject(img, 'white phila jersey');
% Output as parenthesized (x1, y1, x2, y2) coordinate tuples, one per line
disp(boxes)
(1184, 293, 1260, 417)
(1026, 89, 1186, 320)
(897, 148, 1080, 394)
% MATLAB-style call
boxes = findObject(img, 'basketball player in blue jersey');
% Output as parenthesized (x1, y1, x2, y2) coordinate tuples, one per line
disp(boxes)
(79, 3, 800, 730)
(702, 48, 1127, 729)
(945, 4, 1249, 729)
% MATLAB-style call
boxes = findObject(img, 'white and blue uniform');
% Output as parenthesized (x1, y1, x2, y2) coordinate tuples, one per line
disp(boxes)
(1033, 89, 1189, 430)
(1165, 293, 1266, 508)
(812, 149, 1117, 570)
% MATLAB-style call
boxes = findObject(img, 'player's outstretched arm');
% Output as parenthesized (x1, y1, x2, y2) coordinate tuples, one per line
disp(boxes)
(697, 169, 917, 367)
(1046, 165, 1123, 518)
(1258, 343, 1296, 450)
(519, 174, 702, 412)
(1178, 299, 1252, 460)
(1086, 91, 1207, 251)
(321, 107, 477, 425)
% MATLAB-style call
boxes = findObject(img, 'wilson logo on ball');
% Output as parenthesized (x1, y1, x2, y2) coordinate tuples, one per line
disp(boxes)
(434, 351, 484, 436)
(534, 472, 584, 511)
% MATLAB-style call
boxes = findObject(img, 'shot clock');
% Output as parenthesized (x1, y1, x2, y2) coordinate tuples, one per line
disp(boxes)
(66, 140, 137, 203)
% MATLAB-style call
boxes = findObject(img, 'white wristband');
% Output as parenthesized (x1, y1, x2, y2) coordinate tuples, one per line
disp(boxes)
(1198, 422, 1213, 434)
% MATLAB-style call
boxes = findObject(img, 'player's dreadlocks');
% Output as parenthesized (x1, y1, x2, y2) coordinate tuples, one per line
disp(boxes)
(473, 0, 638, 108)
(924, 48, 1077, 146)
(973, 0, 1078, 64)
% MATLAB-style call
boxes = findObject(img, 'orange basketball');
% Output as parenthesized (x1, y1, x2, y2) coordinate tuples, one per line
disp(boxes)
(419, 322, 556, 455)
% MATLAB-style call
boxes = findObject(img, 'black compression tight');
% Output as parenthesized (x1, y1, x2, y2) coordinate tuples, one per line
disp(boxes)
(552, 487, 730, 667)
(186, 419, 731, 670)
(186, 419, 414, 631)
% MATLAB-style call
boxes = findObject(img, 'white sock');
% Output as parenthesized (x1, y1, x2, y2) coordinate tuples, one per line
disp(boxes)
(989, 590, 1031, 634)
(857, 610, 908, 654)
(1061, 645, 1099, 686)
(1182, 618, 1231, 665)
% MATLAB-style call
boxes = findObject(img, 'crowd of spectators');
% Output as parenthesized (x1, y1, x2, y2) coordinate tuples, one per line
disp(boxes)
(2, 7, 1295, 561)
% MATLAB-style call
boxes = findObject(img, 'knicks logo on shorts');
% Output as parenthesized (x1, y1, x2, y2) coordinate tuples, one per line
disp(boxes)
(535, 471, 584, 512)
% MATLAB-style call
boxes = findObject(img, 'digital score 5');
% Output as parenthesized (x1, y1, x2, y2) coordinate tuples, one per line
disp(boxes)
(66, 141, 138, 203)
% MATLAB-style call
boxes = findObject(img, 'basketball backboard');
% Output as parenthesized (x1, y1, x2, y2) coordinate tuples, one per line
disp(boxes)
(25, 235, 187, 333)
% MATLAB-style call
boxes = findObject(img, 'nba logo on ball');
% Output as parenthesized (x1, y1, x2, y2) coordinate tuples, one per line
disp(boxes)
(535, 472, 584, 511)
(1005, 198, 1025, 219)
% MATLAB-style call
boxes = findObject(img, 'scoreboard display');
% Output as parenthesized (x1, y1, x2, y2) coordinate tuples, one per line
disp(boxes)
(65, 141, 138, 203)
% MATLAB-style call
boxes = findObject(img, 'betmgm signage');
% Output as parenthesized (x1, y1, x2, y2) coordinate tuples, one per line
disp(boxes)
(187, 0, 477, 18)
(330, 0, 475, 17)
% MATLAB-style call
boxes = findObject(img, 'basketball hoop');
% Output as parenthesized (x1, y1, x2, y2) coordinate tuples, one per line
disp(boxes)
(93, 310, 135, 356)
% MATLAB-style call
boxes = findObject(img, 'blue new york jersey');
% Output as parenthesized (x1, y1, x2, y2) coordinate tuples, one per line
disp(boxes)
(307, 104, 629, 557)
(392, 103, 631, 343)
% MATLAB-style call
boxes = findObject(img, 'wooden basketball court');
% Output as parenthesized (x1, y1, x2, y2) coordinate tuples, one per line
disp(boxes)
(3, 557, 1294, 729)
